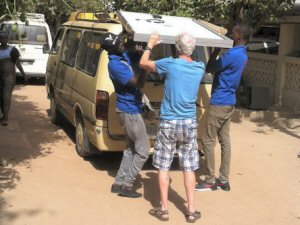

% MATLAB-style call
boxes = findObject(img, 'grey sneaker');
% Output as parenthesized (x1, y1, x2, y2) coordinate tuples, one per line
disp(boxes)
(111, 183, 122, 194)
(119, 185, 142, 198)
(195, 181, 218, 192)
(216, 178, 230, 191)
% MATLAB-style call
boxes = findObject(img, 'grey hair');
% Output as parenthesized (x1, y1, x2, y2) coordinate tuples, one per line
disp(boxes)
(175, 32, 196, 56)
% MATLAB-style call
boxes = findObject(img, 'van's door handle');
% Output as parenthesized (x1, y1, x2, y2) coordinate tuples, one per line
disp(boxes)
(54, 62, 56, 66)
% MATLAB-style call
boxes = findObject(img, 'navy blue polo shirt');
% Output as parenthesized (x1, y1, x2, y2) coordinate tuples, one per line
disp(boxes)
(108, 52, 142, 114)
(210, 45, 248, 106)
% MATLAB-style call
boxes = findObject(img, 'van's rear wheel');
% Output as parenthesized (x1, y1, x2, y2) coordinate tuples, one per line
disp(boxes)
(50, 97, 63, 125)
(76, 119, 94, 158)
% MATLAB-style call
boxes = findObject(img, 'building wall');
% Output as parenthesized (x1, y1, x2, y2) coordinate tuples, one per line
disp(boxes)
(244, 17, 300, 110)
(278, 19, 300, 110)
(243, 53, 278, 105)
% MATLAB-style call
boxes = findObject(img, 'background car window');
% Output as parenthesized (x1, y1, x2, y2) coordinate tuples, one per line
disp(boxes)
(247, 39, 279, 55)
(61, 30, 82, 67)
(50, 28, 64, 54)
(76, 32, 103, 76)
(1, 24, 48, 45)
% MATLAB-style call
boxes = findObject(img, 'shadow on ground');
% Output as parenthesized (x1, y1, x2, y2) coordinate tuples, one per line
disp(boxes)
(0, 83, 64, 224)
(232, 107, 300, 139)
(85, 153, 206, 214)
(54, 104, 207, 214)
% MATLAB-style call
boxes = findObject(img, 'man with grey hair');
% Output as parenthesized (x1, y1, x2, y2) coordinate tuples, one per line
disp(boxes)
(140, 32, 205, 223)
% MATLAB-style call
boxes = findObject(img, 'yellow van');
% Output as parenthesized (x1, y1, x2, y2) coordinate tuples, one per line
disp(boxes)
(46, 11, 229, 157)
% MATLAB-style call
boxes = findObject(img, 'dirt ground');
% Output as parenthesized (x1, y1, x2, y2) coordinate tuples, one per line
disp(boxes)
(0, 82, 300, 225)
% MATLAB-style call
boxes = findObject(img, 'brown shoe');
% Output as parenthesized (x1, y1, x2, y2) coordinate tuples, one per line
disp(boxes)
(185, 210, 201, 223)
(2, 120, 8, 126)
(149, 207, 169, 221)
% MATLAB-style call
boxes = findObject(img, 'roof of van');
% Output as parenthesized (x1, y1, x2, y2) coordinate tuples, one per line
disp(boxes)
(2, 20, 49, 27)
(62, 20, 123, 34)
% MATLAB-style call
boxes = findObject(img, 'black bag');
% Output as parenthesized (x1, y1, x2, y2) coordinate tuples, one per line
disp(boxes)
(141, 94, 156, 121)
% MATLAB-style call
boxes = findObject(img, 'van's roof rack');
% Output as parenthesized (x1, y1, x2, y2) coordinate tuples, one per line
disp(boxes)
(68, 11, 119, 24)
(17, 13, 45, 22)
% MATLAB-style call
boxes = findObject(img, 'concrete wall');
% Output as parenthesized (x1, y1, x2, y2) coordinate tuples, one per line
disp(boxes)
(278, 17, 300, 110)
(245, 16, 300, 110)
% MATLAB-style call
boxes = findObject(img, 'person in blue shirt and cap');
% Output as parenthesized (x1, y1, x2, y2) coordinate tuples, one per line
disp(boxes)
(100, 32, 149, 198)
(195, 23, 252, 192)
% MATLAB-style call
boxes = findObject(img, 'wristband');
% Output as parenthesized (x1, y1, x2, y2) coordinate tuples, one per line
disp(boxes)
(145, 46, 152, 51)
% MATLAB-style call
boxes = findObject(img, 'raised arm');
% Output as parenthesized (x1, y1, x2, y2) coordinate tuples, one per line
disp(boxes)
(139, 32, 163, 73)
(127, 68, 148, 88)
(206, 48, 221, 73)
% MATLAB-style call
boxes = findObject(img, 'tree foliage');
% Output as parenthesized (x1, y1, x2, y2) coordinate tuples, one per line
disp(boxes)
(193, 0, 296, 31)
(113, 0, 295, 32)
(0, 0, 296, 35)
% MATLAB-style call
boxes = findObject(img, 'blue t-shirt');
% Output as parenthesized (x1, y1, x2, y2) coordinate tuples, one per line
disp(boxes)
(108, 53, 142, 114)
(210, 45, 248, 106)
(155, 57, 205, 120)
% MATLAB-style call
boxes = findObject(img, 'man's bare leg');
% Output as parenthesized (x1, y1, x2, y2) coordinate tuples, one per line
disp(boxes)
(158, 170, 170, 211)
(184, 171, 196, 212)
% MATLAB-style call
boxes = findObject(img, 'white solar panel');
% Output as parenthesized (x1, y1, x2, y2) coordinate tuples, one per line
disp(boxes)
(118, 11, 233, 48)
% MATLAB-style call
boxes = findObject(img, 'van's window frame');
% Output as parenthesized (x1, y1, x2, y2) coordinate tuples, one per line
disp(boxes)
(60, 29, 82, 67)
(75, 31, 104, 77)
(49, 28, 65, 55)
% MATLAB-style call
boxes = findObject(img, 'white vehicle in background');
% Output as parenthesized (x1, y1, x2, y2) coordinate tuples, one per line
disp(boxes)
(0, 13, 52, 80)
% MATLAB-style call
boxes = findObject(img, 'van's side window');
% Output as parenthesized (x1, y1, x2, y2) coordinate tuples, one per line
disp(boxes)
(50, 28, 64, 54)
(76, 32, 103, 76)
(61, 30, 82, 67)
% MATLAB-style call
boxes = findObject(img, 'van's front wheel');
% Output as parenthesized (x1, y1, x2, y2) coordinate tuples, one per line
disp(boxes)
(75, 119, 94, 158)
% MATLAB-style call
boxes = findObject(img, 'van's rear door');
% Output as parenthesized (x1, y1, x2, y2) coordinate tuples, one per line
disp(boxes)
(118, 11, 233, 48)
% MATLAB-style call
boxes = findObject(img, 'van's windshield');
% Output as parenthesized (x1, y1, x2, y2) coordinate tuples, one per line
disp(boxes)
(1, 24, 48, 45)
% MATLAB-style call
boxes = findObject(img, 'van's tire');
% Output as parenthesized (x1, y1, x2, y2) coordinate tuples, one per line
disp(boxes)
(75, 119, 94, 158)
(50, 97, 63, 125)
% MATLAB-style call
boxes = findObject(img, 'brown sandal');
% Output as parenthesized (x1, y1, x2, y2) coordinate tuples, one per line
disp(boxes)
(185, 210, 201, 223)
(149, 207, 169, 221)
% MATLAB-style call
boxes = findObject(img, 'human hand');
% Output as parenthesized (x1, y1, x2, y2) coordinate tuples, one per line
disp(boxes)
(219, 28, 228, 36)
(147, 32, 163, 49)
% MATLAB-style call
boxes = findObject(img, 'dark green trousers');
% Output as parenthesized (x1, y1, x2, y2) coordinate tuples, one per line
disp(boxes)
(202, 105, 235, 183)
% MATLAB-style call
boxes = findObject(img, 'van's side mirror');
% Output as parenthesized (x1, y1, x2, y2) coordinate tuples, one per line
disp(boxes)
(43, 44, 50, 53)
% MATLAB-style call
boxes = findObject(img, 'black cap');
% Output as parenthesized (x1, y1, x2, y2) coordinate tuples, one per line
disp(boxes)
(100, 32, 121, 52)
